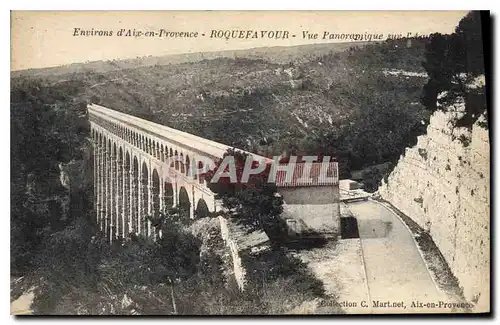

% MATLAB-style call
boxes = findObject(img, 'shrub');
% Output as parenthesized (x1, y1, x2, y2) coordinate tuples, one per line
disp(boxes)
(418, 148, 428, 160)
(458, 134, 471, 147)
(413, 196, 424, 206)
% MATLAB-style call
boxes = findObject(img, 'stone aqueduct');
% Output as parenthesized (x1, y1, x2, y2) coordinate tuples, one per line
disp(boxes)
(88, 104, 339, 243)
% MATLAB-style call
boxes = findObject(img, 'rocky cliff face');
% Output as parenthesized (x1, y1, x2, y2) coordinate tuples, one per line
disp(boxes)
(379, 97, 489, 311)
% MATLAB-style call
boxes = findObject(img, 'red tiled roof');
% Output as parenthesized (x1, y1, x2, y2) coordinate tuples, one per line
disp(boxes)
(275, 162, 339, 187)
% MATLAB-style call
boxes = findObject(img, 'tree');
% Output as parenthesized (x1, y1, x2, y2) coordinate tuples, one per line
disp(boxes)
(421, 11, 487, 128)
(204, 148, 286, 244)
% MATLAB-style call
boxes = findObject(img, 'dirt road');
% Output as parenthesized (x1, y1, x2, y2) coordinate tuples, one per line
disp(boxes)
(347, 200, 452, 313)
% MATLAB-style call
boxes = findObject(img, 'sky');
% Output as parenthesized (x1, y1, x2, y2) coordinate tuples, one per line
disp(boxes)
(11, 10, 468, 71)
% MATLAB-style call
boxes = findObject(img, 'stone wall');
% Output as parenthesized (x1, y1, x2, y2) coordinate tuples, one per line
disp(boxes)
(278, 186, 339, 205)
(379, 100, 490, 311)
(279, 186, 340, 237)
(218, 216, 247, 290)
(218, 216, 270, 290)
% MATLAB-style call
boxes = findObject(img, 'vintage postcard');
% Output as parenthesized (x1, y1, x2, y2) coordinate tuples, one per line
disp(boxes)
(10, 10, 490, 315)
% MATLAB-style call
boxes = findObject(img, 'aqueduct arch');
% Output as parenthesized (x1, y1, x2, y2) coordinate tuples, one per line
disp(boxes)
(195, 198, 210, 218)
(178, 186, 191, 218)
(89, 104, 230, 242)
(163, 181, 174, 209)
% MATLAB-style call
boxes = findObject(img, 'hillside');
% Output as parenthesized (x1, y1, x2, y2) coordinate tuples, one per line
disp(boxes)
(11, 42, 369, 78)
(12, 38, 430, 181)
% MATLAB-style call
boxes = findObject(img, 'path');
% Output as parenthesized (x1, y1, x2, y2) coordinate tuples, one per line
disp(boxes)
(10, 282, 34, 315)
(347, 199, 451, 313)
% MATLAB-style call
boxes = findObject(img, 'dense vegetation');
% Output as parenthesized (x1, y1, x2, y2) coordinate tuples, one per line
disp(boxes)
(11, 79, 91, 273)
(13, 182, 330, 315)
(205, 148, 287, 244)
(87, 39, 428, 180)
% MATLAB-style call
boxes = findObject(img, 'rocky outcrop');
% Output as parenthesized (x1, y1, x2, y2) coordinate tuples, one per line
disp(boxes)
(379, 98, 489, 311)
